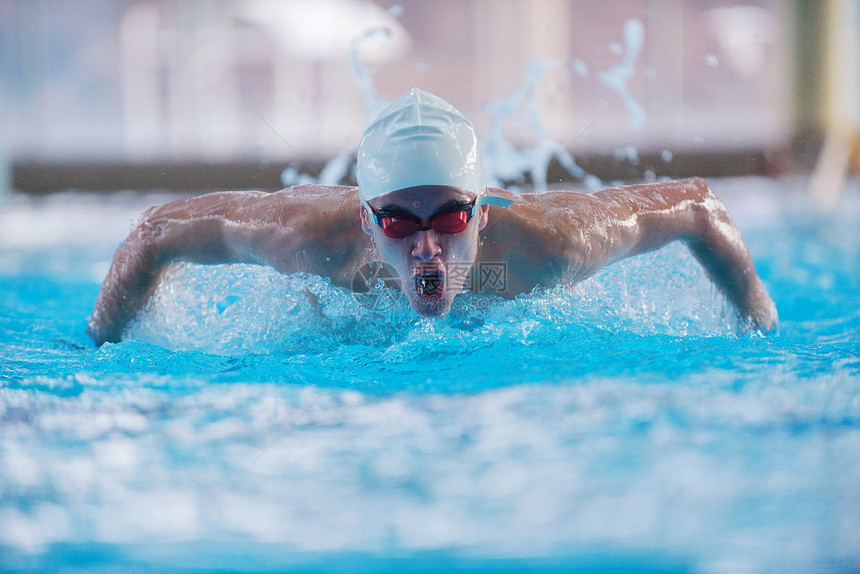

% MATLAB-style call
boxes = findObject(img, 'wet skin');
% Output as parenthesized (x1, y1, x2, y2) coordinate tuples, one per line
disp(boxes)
(86, 178, 778, 346)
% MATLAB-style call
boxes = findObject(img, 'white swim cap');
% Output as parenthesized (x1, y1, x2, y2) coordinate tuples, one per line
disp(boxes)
(357, 88, 484, 202)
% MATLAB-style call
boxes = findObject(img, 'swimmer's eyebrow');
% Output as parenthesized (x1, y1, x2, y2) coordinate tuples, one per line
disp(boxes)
(437, 199, 474, 212)
(375, 204, 414, 217)
(376, 199, 473, 217)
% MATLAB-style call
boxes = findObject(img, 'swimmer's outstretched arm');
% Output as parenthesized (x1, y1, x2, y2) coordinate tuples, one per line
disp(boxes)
(86, 185, 368, 346)
(589, 177, 777, 331)
(501, 177, 777, 332)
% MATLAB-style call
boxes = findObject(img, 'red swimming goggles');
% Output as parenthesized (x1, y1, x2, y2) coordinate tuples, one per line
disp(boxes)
(367, 202, 476, 238)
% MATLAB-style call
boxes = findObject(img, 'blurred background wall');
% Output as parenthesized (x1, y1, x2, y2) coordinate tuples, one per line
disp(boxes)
(1, 0, 857, 193)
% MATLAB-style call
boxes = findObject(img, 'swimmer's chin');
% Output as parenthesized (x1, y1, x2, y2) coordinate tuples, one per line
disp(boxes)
(410, 268, 450, 317)
(409, 295, 454, 318)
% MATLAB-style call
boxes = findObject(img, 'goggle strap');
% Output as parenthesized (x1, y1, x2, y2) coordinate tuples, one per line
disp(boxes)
(472, 195, 516, 215)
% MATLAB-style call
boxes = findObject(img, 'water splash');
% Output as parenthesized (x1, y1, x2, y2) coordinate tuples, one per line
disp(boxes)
(127, 243, 736, 356)
(348, 26, 394, 125)
(283, 26, 397, 189)
(479, 59, 590, 193)
(597, 18, 646, 129)
(281, 17, 649, 192)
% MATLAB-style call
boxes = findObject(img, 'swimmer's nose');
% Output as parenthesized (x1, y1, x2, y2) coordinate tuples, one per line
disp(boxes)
(411, 230, 442, 261)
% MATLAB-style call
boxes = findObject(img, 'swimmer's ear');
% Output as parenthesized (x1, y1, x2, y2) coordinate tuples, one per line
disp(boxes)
(359, 205, 374, 236)
(477, 204, 489, 231)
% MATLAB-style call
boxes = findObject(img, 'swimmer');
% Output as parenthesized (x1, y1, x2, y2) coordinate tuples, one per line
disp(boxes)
(87, 88, 777, 345)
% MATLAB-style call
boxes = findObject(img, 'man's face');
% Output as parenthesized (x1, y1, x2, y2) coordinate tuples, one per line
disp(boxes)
(360, 185, 489, 317)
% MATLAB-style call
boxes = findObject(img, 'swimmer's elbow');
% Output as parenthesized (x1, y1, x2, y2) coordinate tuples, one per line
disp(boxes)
(129, 206, 168, 256)
(132, 205, 222, 265)
(674, 177, 711, 201)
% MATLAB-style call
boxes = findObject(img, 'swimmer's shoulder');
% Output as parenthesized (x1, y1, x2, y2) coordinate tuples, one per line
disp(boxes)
(158, 185, 358, 229)
(484, 186, 606, 258)
(270, 184, 359, 202)
(252, 185, 360, 220)
(488, 186, 598, 223)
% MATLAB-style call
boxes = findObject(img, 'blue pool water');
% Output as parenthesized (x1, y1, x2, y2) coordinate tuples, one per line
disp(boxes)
(1, 177, 859, 573)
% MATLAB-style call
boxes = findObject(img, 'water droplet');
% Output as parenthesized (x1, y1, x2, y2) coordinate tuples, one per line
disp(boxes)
(614, 145, 639, 166)
(625, 145, 640, 165)
(661, 150, 673, 163)
(584, 175, 603, 191)
(572, 59, 589, 77)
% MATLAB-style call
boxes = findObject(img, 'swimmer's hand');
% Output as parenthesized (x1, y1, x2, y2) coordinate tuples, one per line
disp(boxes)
(87, 207, 165, 346)
(737, 280, 778, 334)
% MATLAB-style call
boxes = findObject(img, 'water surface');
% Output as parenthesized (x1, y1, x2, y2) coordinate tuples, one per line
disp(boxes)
(1, 177, 858, 573)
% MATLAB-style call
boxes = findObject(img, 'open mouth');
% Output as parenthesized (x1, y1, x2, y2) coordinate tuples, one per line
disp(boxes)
(414, 269, 445, 301)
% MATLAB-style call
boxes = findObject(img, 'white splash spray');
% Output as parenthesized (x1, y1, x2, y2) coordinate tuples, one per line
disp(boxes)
(597, 18, 646, 129)
(479, 59, 590, 193)
(281, 16, 649, 193)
